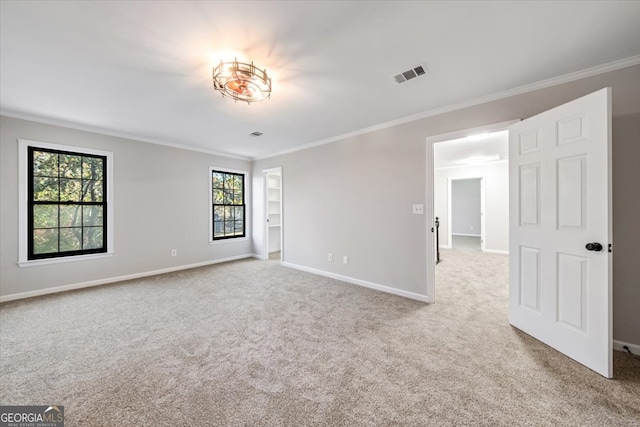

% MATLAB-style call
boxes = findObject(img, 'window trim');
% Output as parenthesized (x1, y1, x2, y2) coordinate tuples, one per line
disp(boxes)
(18, 139, 114, 267)
(209, 166, 248, 244)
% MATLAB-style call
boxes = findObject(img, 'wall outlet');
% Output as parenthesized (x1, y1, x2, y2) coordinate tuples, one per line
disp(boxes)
(171, 249, 177, 257)
(343, 255, 348, 264)
(328, 253, 333, 262)
(412, 204, 424, 215)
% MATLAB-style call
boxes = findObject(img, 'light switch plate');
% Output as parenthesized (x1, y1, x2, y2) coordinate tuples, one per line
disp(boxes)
(413, 204, 424, 215)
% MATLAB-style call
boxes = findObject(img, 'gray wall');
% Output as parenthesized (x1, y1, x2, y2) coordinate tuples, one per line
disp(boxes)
(435, 162, 509, 251)
(0, 116, 253, 298)
(253, 65, 640, 345)
(451, 178, 482, 237)
(611, 113, 640, 345)
(254, 126, 428, 296)
(1, 66, 637, 346)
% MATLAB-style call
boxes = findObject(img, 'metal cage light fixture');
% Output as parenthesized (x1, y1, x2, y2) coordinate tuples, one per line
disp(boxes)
(212, 58, 272, 104)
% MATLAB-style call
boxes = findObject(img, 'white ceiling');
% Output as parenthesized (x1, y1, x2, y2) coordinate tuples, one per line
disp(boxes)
(1, 1, 639, 160)
(434, 131, 509, 169)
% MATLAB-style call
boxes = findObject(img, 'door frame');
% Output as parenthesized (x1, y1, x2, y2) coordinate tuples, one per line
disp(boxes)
(448, 176, 486, 252)
(426, 119, 518, 303)
(262, 166, 283, 262)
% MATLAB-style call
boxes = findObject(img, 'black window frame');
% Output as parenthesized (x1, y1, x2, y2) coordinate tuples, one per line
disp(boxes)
(211, 170, 246, 241)
(28, 146, 108, 260)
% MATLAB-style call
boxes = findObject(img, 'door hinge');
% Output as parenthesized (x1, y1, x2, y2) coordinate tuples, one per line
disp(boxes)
(608, 243, 612, 253)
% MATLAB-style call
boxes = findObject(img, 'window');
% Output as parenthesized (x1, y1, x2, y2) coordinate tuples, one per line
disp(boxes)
(211, 169, 245, 240)
(18, 139, 113, 265)
(28, 146, 107, 259)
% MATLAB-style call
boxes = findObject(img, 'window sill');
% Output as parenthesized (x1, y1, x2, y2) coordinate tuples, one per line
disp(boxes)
(18, 252, 113, 268)
(209, 237, 248, 245)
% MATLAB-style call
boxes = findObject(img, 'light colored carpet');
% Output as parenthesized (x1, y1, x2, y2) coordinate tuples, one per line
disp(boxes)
(451, 235, 481, 251)
(1, 249, 639, 426)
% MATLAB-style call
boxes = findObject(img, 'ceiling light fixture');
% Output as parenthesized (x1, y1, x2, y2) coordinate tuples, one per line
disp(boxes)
(213, 59, 271, 104)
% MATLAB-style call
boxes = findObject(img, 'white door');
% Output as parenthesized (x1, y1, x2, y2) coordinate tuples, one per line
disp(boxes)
(509, 88, 612, 378)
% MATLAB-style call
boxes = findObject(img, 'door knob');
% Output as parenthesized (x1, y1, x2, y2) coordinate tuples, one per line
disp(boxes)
(585, 242, 603, 252)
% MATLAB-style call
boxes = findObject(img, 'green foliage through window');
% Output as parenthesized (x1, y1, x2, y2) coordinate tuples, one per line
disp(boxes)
(29, 147, 107, 259)
(212, 170, 245, 240)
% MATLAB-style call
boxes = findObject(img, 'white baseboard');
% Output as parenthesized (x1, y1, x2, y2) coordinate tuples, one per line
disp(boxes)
(452, 233, 481, 237)
(483, 249, 509, 255)
(0, 254, 256, 303)
(282, 262, 428, 303)
(613, 339, 640, 355)
(439, 244, 452, 249)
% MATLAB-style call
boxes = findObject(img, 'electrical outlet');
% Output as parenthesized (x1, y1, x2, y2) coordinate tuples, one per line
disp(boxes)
(343, 255, 348, 264)
(171, 249, 177, 257)
(328, 253, 333, 262)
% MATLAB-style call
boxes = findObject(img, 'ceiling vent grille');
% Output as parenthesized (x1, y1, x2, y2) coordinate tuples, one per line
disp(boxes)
(394, 65, 427, 84)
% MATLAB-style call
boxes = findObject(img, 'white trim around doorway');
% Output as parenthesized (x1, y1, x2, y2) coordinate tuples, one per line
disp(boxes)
(425, 119, 519, 303)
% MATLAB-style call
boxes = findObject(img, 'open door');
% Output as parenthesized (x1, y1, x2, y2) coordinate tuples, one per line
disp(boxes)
(509, 88, 612, 378)
(263, 167, 283, 262)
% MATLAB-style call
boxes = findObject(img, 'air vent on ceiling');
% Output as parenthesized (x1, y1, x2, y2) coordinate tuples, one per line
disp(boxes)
(250, 131, 264, 137)
(394, 65, 427, 84)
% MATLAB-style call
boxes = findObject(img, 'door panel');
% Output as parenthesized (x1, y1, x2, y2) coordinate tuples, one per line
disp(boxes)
(519, 246, 541, 312)
(509, 88, 612, 378)
(519, 164, 541, 227)
(557, 155, 586, 229)
(557, 252, 587, 332)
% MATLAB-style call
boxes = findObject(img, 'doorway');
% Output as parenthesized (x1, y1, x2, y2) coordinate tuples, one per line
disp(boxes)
(426, 120, 516, 303)
(263, 167, 282, 262)
(426, 90, 613, 378)
(449, 177, 484, 252)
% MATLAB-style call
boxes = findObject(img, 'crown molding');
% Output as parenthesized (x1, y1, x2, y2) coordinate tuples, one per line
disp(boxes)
(255, 55, 640, 160)
(0, 109, 253, 161)
(2, 55, 638, 162)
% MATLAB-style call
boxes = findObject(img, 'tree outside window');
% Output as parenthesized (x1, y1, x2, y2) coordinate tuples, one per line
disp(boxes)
(211, 170, 245, 240)
(29, 147, 107, 259)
